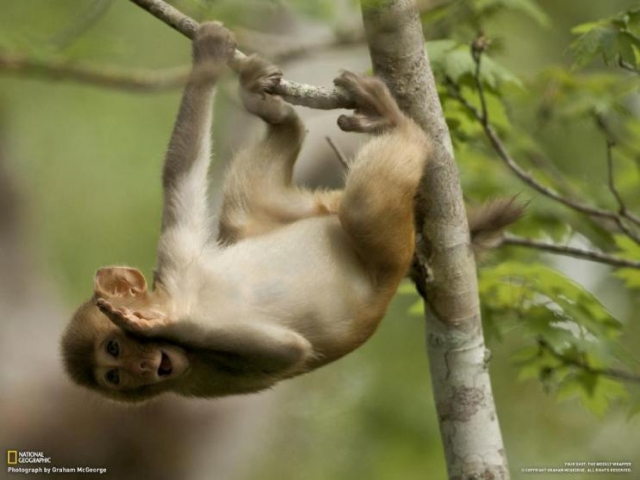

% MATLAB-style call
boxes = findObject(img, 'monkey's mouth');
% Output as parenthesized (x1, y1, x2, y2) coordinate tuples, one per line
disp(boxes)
(158, 352, 173, 377)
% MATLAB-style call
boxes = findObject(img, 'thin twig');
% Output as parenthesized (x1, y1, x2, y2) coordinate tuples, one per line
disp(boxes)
(539, 338, 640, 385)
(0, 52, 189, 91)
(464, 47, 640, 239)
(502, 234, 640, 270)
(604, 140, 640, 245)
(325, 136, 350, 170)
(471, 34, 489, 124)
(605, 139, 625, 210)
(596, 116, 640, 231)
(618, 58, 640, 75)
(128, 0, 355, 109)
(447, 80, 620, 219)
(448, 68, 640, 248)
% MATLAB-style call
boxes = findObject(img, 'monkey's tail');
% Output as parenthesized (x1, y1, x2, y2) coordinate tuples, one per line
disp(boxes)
(467, 196, 526, 256)
(409, 196, 524, 298)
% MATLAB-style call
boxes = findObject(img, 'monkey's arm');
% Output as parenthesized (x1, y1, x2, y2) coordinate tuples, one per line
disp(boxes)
(157, 322, 311, 375)
(156, 24, 235, 278)
(100, 301, 311, 375)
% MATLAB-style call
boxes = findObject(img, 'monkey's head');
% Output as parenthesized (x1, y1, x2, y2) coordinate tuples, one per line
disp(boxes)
(60, 267, 190, 403)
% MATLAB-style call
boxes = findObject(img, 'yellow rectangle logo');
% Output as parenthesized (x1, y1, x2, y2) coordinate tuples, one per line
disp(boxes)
(7, 450, 18, 465)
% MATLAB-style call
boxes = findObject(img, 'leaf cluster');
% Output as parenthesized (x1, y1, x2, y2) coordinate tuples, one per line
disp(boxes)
(571, 8, 640, 70)
(479, 261, 628, 416)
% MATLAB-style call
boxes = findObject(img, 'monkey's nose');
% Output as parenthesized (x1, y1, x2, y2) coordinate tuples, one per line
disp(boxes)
(128, 361, 151, 375)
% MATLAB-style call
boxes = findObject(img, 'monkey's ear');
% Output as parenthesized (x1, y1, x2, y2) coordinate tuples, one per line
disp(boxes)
(94, 267, 147, 298)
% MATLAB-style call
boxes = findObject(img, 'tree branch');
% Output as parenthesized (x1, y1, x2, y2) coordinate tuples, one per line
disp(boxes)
(361, 1, 510, 478)
(0, 52, 189, 91)
(618, 58, 640, 75)
(461, 47, 640, 247)
(446, 79, 621, 221)
(539, 339, 640, 385)
(447, 67, 640, 249)
(325, 136, 350, 170)
(128, 0, 354, 109)
(596, 115, 640, 233)
(502, 234, 640, 270)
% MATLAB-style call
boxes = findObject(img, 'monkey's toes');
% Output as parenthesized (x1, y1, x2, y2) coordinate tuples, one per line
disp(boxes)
(193, 22, 237, 62)
(334, 70, 402, 131)
(239, 55, 282, 94)
(333, 70, 363, 91)
(337, 114, 369, 132)
(337, 113, 390, 134)
(334, 71, 384, 114)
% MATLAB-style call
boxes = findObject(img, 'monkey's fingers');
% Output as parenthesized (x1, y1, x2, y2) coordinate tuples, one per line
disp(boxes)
(131, 308, 168, 322)
(96, 299, 150, 334)
(193, 22, 237, 64)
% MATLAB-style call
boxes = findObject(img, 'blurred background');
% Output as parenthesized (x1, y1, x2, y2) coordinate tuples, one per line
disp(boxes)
(0, 0, 639, 479)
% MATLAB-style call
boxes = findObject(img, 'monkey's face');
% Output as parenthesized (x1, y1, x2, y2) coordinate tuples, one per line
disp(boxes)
(93, 331, 190, 392)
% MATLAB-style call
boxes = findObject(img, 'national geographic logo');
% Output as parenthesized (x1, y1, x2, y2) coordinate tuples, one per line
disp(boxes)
(6, 450, 107, 475)
(6, 450, 52, 465)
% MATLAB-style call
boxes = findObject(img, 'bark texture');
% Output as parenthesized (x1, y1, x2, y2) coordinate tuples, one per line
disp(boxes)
(361, 1, 510, 478)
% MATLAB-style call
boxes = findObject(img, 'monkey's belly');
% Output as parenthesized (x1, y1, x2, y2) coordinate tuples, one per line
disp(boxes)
(217, 216, 374, 341)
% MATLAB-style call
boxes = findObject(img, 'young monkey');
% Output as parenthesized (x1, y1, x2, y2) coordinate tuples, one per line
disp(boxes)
(61, 23, 518, 402)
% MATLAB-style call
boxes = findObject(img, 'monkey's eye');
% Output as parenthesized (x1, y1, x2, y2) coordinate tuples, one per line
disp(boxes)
(105, 369, 120, 386)
(106, 339, 120, 358)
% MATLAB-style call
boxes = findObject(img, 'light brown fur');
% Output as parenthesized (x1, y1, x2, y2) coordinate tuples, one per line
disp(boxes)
(61, 23, 519, 402)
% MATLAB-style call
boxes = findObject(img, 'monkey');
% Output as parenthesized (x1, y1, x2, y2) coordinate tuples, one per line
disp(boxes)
(61, 22, 522, 402)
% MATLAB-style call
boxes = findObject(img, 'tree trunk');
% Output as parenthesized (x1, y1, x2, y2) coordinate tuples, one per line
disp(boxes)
(360, 1, 510, 478)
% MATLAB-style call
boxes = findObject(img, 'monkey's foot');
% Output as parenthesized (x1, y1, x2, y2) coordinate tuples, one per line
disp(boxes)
(238, 54, 296, 124)
(333, 70, 403, 134)
(193, 22, 237, 65)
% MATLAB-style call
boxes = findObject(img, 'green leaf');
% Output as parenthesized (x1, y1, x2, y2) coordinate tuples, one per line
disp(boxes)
(426, 41, 523, 90)
(576, 370, 598, 396)
(570, 7, 640, 69)
(613, 234, 640, 290)
(556, 378, 583, 402)
(570, 25, 618, 69)
(578, 376, 628, 417)
(480, 261, 622, 347)
(614, 234, 640, 258)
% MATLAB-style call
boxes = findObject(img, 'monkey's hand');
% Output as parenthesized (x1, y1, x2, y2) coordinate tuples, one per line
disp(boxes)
(192, 22, 236, 66)
(96, 298, 169, 336)
(334, 71, 404, 134)
(238, 55, 295, 124)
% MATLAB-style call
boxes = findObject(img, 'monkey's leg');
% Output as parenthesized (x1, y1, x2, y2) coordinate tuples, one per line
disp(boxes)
(156, 24, 235, 277)
(218, 55, 342, 244)
(335, 71, 431, 287)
